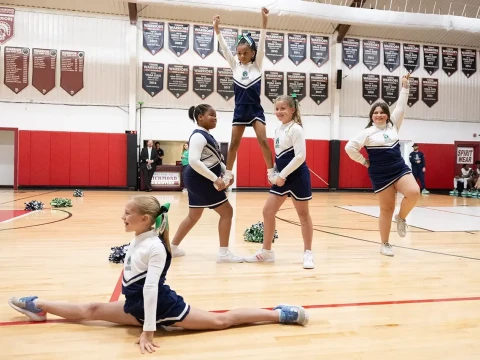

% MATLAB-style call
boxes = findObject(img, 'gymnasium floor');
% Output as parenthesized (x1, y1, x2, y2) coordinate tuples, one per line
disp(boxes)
(0, 189, 479, 359)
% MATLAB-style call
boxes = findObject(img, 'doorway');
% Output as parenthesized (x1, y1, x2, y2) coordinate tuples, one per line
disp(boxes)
(0, 128, 18, 189)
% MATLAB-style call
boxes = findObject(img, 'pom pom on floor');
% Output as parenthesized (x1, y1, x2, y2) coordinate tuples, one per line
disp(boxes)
(24, 200, 44, 211)
(243, 221, 278, 243)
(50, 198, 72, 208)
(109, 244, 130, 264)
(73, 189, 84, 197)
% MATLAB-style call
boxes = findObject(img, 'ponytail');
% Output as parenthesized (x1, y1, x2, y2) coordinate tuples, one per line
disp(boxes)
(274, 94, 303, 127)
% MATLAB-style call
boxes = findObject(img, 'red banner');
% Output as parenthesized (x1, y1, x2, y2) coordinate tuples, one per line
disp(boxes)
(60, 50, 85, 96)
(4, 46, 29, 94)
(32, 49, 57, 95)
(0, 7, 14, 45)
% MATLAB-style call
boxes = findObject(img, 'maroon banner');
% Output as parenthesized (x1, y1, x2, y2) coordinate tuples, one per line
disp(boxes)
(0, 7, 15, 45)
(32, 49, 57, 95)
(60, 50, 85, 96)
(4, 46, 29, 94)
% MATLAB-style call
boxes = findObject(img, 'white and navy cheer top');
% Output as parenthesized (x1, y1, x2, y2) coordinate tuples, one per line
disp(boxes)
(218, 30, 265, 105)
(188, 127, 226, 181)
(345, 88, 409, 167)
(274, 121, 307, 179)
(122, 229, 170, 332)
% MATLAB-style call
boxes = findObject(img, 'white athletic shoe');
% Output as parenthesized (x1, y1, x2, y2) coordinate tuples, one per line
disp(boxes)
(245, 248, 275, 263)
(395, 214, 408, 237)
(217, 250, 245, 263)
(303, 250, 315, 269)
(171, 245, 186, 257)
(380, 242, 394, 257)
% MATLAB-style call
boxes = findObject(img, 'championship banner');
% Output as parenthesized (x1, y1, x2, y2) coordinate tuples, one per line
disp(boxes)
(60, 50, 85, 96)
(32, 49, 57, 95)
(4, 46, 29, 94)
(0, 7, 14, 45)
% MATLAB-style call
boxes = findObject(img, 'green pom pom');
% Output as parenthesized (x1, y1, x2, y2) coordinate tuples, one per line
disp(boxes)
(243, 222, 278, 243)
(50, 198, 72, 208)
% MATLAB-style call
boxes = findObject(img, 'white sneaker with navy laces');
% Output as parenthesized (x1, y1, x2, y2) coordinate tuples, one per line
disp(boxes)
(8, 296, 46, 321)
(274, 304, 309, 325)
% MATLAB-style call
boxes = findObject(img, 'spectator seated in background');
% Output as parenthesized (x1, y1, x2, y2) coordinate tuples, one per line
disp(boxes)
(449, 164, 475, 197)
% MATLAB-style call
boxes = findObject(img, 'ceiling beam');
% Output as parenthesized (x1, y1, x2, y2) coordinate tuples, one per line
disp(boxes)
(128, 2, 138, 25)
(335, 0, 366, 42)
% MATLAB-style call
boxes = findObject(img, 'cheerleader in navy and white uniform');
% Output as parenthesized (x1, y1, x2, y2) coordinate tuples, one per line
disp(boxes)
(245, 94, 314, 269)
(213, 8, 276, 187)
(8, 195, 308, 355)
(170, 104, 245, 263)
(345, 73, 420, 257)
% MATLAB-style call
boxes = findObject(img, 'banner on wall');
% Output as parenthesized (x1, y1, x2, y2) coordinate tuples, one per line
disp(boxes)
(192, 66, 214, 99)
(342, 38, 359, 69)
(143, 21, 164, 55)
(167, 64, 189, 98)
(32, 49, 57, 95)
(216, 67, 234, 100)
(217, 27, 237, 60)
(403, 43, 420, 74)
(310, 36, 329, 67)
(423, 45, 439, 75)
(461, 49, 476, 78)
(442, 47, 458, 77)
(381, 75, 399, 106)
(362, 74, 380, 105)
(142, 62, 164, 97)
(362, 40, 380, 71)
(264, 71, 284, 103)
(193, 25, 214, 59)
(383, 42, 400, 72)
(60, 50, 85, 96)
(407, 77, 419, 107)
(265, 32, 284, 64)
(287, 33, 307, 66)
(0, 7, 14, 45)
(309, 73, 328, 105)
(457, 147, 474, 164)
(168, 23, 189, 57)
(286, 72, 306, 101)
(421, 78, 438, 108)
(4, 46, 29, 94)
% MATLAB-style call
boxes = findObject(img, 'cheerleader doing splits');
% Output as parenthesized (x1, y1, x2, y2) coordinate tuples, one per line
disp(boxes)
(8, 195, 308, 354)
(170, 104, 244, 263)
(245, 94, 314, 269)
(214, 8, 276, 187)
(345, 74, 420, 257)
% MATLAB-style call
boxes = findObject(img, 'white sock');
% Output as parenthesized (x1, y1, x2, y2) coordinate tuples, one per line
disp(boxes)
(171, 244, 178, 250)
(224, 170, 232, 178)
(262, 248, 273, 253)
(276, 308, 282, 321)
(304, 249, 312, 254)
(219, 247, 229, 256)
(267, 168, 274, 175)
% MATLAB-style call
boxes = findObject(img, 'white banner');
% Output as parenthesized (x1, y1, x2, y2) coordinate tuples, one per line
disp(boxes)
(151, 171, 181, 186)
(457, 147, 474, 164)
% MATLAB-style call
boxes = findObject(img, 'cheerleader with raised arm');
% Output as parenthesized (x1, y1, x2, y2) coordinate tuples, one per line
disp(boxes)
(345, 73, 420, 257)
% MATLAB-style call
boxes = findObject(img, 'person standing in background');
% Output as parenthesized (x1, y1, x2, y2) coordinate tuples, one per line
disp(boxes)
(181, 142, 189, 193)
(409, 143, 429, 194)
(155, 142, 164, 165)
(140, 140, 158, 192)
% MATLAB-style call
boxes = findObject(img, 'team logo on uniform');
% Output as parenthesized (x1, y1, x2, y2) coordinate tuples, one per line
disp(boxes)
(275, 137, 280, 148)
(242, 70, 249, 80)
(383, 133, 390, 142)
(125, 256, 131, 271)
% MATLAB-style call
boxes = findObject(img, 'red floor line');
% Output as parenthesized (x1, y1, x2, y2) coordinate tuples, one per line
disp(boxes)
(1, 295, 479, 328)
(109, 270, 123, 303)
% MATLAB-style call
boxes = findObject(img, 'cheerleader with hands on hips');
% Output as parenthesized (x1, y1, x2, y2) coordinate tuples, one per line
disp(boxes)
(345, 73, 420, 257)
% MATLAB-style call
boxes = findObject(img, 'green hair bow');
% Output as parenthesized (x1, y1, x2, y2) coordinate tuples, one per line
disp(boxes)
(155, 202, 170, 234)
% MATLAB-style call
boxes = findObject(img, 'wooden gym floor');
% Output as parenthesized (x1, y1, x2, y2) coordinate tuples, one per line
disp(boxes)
(0, 189, 479, 359)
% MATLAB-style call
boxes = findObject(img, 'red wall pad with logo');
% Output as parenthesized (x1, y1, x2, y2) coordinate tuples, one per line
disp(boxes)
(18, 130, 127, 187)
(236, 137, 330, 188)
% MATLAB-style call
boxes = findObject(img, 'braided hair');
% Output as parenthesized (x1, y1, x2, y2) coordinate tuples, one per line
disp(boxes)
(236, 33, 257, 63)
